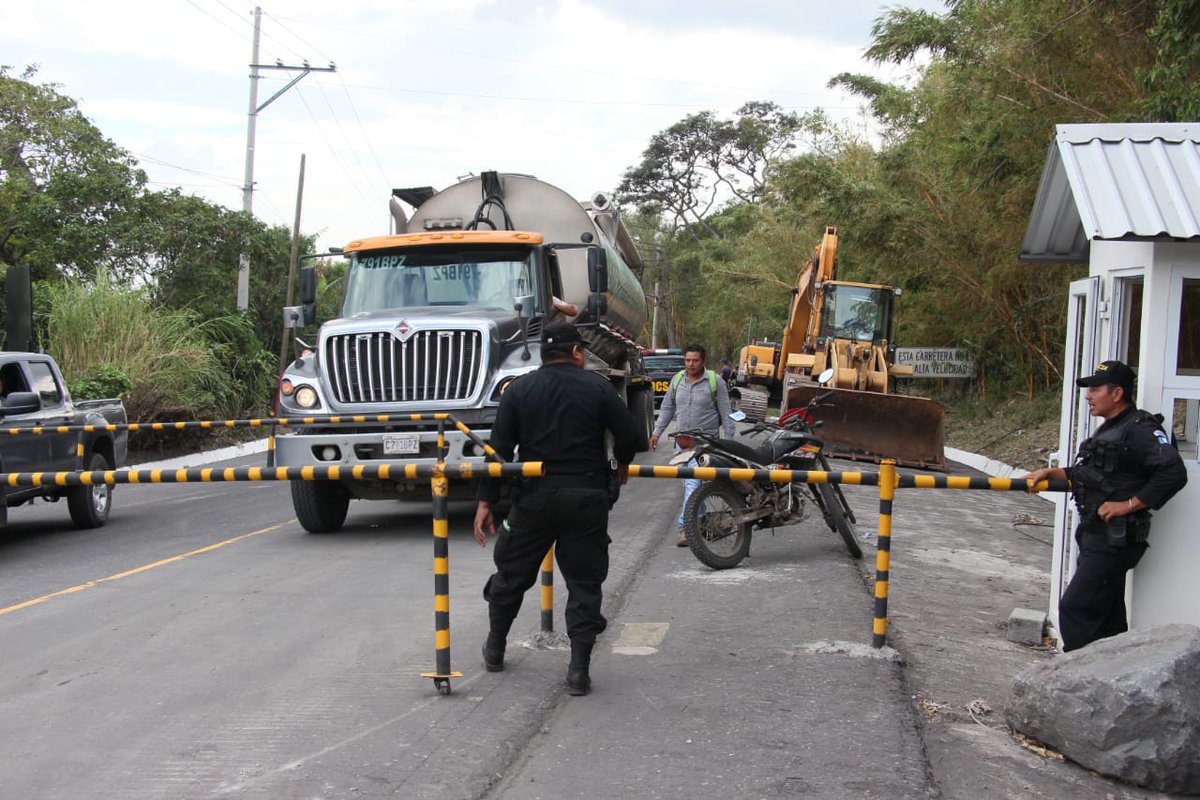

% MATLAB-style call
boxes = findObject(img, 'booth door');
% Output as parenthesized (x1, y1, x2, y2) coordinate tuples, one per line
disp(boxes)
(1049, 276, 1101, 631)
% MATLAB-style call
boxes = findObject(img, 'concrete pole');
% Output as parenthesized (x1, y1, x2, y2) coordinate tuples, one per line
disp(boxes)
(237, 6, 263, 312)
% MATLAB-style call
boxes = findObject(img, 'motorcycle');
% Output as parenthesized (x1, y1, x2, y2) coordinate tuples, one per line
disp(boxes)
(670, 369, 862, 569)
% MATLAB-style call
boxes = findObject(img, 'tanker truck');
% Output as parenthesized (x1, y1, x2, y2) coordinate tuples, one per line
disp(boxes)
(275, 171, 652, 533)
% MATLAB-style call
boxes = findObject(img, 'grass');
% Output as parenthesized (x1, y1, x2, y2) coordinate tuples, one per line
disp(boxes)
(941, 389, 1061, 472)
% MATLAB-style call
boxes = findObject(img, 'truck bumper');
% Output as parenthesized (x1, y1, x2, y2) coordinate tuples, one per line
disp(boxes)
(274, 429, 495, 501)
(273, 428, 492, 473)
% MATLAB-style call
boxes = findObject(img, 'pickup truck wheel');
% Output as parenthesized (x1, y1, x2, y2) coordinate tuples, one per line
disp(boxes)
(68, 451, 112, 529)
(292, 478, 351, 533)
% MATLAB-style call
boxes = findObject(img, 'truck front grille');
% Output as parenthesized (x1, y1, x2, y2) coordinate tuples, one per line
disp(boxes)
(324, 330, 484, 404)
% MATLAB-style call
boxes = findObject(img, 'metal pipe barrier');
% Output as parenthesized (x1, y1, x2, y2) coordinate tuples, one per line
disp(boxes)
(0, 410, 1074, 674)
(540, 547, 555, 632)
(0, 410, 532, 696)
(873, 460, 897, 648)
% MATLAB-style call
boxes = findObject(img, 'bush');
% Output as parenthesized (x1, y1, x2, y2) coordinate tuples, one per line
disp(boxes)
(67, 365, 132, 400)
(39, 271, 273, 423)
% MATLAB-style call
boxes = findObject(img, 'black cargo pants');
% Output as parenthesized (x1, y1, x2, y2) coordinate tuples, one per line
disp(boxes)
(1058, 526, 1147, 652)
(483, 478, 611, 644)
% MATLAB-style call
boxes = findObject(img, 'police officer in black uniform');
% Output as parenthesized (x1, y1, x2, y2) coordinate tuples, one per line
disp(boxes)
(1028, 360, 1187, 651)
(474, 320, 643, 695)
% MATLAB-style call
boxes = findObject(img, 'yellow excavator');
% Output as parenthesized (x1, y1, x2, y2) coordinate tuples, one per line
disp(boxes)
(732, 226, 945, 468)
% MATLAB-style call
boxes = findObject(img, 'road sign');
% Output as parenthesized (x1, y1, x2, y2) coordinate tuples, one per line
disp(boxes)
(893, 348, 975, 378)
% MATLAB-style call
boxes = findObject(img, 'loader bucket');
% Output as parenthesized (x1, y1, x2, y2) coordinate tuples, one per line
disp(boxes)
(785, 384, 946, 470)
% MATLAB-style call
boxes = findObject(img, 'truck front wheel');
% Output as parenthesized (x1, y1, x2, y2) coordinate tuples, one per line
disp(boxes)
(292, 479, 351, 533)
(68, 451, 112, 529)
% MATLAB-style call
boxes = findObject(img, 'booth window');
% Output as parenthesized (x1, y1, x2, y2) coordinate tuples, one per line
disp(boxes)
(1177, 278, 1200, 376)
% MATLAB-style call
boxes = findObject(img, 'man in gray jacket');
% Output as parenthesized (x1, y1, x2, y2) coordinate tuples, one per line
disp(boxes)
(649, 343, 736, 546)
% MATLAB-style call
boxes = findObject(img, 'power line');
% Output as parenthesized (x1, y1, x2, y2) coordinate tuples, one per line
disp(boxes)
(334, 81, 851, 111)
(336, 72, 391, 189)
(133, 152, 242, 187)
(268, 12, 837, 100)
(291, 88, 375, 212)
(180, 0, 250, 43)
(303, 81, 380, 200)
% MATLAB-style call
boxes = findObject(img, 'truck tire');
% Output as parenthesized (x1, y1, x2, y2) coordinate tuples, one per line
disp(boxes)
(68, 451, 112, 529)
(629, 387, 653, 450)
(292, 479, 351, 533)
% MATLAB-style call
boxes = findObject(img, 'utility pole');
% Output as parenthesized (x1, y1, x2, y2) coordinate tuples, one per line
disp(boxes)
(277, 154, 306, 381)
(238, 5, 336, 311)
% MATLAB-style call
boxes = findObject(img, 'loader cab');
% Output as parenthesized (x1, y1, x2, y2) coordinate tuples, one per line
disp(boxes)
(818, 281, 896, 345)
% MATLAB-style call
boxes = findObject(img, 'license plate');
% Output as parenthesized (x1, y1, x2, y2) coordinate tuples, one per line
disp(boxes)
(382, 433, 421, 455)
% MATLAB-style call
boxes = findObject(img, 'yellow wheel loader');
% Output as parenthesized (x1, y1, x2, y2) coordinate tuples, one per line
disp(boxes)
(733, 226, 945, 468)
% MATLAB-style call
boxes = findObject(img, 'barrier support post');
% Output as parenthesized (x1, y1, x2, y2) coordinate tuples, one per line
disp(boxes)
(540, 546, 554, 632)
(421, 420, 461, 694)
(873, 459, 897, 648)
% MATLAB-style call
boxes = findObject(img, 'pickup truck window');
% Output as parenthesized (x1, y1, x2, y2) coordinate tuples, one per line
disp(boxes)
(0, 363, 29, 398)
(26, 361, 63, 406)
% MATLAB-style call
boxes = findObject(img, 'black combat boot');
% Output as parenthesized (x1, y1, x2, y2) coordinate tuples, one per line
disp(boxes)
(481, 632, 506, 672)
(565, 640, 594, 696)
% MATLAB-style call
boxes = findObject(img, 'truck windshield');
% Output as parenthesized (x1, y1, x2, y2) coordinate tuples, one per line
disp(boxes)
(821, 284, 892, 342)
(342, 247, 539, 316)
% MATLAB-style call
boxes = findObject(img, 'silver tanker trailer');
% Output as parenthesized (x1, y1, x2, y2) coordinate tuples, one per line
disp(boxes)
(276, 171, 651, 533)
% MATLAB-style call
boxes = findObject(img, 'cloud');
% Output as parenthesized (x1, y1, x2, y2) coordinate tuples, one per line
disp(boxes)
(1, 0, 936, 252)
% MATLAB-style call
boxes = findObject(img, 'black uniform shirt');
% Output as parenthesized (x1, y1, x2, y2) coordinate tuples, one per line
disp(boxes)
(1067, 406, 1188, 510)
(478, 362, 642, 503)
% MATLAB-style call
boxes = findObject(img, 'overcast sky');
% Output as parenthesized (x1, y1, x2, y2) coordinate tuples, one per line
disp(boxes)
(1, 1, 942, 252)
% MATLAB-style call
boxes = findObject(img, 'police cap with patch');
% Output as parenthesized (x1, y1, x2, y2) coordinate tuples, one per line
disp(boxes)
(542, 319, 584, 346)
(1076, 360, 1135, 393)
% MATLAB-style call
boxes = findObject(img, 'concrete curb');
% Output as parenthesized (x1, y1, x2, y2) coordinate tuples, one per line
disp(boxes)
(127, 438, 270, 471)
(945, 445, 1055, 504)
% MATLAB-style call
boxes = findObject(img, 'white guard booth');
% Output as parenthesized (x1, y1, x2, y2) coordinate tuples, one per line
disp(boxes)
(1021, 122, 1200, 636)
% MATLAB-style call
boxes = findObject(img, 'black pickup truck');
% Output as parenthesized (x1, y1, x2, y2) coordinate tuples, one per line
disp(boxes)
(0, 352, 127, 528)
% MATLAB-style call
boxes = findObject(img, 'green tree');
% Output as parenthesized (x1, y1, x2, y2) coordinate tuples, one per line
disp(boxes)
(0, 67, 147, 282)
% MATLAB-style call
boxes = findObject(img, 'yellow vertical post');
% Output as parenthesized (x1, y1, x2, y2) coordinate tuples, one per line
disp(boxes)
(266, 423, 276, 467)
(540, 546, 554, 632)
(873, 459, 897, 648)
(422, 420, 461, 694)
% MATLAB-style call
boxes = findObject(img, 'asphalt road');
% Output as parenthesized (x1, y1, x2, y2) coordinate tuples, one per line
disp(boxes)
(0, 450, 681, 799)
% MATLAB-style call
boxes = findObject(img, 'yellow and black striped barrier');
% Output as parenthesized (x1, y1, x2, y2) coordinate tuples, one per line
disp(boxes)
(627, 463, 878, 486)
(0, 418, 1075, 664)
(0, 461, 543, 488)
(419, 423, 460, 694)
(540, 547, 555, 632)
(873, 461, 897, 648)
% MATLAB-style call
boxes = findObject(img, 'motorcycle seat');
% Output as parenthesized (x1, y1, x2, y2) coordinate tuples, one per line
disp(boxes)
(711, 437, 775, 466)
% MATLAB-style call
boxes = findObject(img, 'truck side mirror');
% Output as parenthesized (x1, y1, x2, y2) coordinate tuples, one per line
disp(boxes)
(586, 294, 607, 320)
(587, 247, 608, 293)
(0, 391, 41, 417)
(299, 265, 318, 325)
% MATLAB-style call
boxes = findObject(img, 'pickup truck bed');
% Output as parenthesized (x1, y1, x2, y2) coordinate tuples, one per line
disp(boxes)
(0, 352, 127, 529)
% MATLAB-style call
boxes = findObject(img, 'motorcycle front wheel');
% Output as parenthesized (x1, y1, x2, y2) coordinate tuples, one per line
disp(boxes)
(685, 481, 752, 569)
(816, 482, 862, 559)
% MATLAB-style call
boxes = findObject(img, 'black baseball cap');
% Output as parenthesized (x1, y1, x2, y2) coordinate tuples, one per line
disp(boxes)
(542, 319, 583, 345)
(1076, 360, 1135, 392)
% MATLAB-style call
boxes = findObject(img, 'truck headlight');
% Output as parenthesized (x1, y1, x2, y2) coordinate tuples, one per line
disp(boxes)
(294, 385, 320, 409)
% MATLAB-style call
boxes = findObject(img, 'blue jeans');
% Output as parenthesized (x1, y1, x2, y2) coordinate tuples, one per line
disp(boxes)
(675, 448, 701, 528)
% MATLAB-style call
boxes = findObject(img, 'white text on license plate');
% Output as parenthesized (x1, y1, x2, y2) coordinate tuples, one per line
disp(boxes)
(382, 434, 421, 455)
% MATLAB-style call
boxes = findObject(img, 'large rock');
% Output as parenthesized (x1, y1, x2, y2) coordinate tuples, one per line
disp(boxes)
(1005, 624, 1200, 794)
